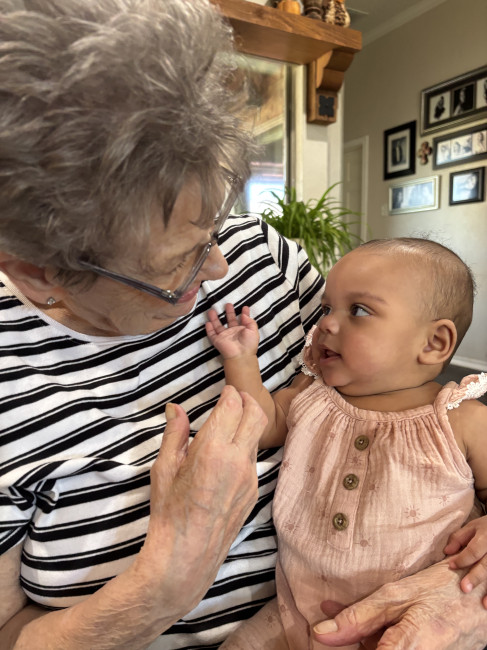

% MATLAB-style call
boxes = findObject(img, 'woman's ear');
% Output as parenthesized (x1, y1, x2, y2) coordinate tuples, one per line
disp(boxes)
(0, 252, 65, 304)
(418, 319, 457, 366)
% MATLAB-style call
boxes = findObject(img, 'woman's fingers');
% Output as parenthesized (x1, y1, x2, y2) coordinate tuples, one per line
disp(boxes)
(153, 386, 265, 527)
(313, 559, 487, 649)
(142, 386, 266, 614)
(150, 402, 189, 495)
(201, 385, 265, 448)
(162, 402, 189, 461)
(232, 391, 267, 458)
(201, 384, 246, 440)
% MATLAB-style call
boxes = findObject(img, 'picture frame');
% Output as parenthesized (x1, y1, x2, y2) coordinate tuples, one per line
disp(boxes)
(420, 65, 487, 136)
(449, 167, 485, 205)
(433, 122, 487, 170)
(389, 175, 439, 215)
(384, 121, 416, 180)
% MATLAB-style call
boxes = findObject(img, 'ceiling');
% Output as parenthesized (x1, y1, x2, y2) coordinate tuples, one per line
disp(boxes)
(346, 0, 448, 44)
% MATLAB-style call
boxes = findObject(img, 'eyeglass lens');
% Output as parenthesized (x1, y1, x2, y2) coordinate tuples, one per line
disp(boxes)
(173, 177, 238, 297)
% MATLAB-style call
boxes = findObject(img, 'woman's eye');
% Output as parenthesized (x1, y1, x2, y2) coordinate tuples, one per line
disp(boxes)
(351, 305, 369, 317)
(174, 259, 187, 271)
(172, 252, 193, 272)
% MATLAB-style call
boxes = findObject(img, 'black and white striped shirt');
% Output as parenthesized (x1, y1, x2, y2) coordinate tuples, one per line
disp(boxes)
(0, 215, 324, 648)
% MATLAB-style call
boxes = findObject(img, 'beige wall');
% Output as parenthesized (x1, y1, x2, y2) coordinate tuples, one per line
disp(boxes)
(291, 66, 344, 201)
(344, 0, 487, 369)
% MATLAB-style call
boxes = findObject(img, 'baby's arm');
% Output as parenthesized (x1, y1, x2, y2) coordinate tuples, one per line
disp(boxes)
(206, 304, 310, 448)
(444, 398, 487, 604)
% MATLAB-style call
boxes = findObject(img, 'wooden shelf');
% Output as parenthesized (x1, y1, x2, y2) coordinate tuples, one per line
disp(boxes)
(212, 0, 362, 123)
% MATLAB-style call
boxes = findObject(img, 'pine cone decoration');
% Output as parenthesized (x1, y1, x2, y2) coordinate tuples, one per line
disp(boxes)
(334, 0, 350, 27)
(322, 0, 335, 24)
(303, 0, 322, 19)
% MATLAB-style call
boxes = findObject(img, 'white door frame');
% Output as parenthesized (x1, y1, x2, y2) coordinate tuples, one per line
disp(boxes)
(344, 135, 369, 242)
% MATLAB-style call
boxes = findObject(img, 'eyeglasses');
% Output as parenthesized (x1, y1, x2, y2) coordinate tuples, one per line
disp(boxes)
(78, 169, 242, 305)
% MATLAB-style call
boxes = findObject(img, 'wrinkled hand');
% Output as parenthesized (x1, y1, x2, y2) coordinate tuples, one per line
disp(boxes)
(445, 514, 487, 604)
(206, 304, 259, 359)
(137, 385, 267, 619)
(313, 559, 487, 649)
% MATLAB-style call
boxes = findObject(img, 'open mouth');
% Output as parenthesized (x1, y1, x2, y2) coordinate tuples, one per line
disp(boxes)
(321, 347, 341, 360)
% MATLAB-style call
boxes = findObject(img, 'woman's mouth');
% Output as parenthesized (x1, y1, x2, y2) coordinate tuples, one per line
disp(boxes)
(177, 284, 201, 304)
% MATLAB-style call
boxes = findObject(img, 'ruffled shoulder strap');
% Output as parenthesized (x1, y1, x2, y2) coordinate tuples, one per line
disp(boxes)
(297, 325, 320, 378)
(446, 372, 487, 410)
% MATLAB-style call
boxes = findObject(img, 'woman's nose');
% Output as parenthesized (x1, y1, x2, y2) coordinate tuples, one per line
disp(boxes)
(200, 244, 228, 282)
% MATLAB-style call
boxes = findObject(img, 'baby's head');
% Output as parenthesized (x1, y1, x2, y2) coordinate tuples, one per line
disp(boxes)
(310, 237, 475, 397)
(357, 237, 475, 359)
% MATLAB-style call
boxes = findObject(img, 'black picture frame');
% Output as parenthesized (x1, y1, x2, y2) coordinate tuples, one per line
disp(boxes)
(449, 167, 485, 205)
(384, 121, 416, 180)
(433, 123, 487, 170)
(420, 65, 487, 136)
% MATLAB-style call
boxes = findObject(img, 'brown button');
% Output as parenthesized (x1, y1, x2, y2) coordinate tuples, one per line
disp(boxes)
(354, 435, 369, 450)
(343, 474, 359, 490)
(332, 512, 349, 530)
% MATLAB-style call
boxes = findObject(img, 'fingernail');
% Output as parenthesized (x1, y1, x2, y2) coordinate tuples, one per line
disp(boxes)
(314, 620, 338, 635)
(165, 403, 177, 421)
(463, 580, 473, 593)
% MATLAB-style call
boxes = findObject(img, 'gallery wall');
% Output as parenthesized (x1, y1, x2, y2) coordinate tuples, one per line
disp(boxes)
(344, 0, 487, 369)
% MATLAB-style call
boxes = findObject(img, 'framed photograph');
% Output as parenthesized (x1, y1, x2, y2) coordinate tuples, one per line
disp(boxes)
(389, 175, 439, 215)
(449, 167, 485, 205)
(384, 121, 416, 180)
(433, 122, 487, 169)
(421, 65, 487, 135)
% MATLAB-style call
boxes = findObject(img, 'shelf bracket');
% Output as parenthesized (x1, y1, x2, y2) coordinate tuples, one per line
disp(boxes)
(307, 49, 356, 124)
(212, 0, 361, 125)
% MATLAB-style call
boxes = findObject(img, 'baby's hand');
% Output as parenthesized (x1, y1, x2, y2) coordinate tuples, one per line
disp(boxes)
(444, 515, 487, 594)
(206, 303, 259, 359)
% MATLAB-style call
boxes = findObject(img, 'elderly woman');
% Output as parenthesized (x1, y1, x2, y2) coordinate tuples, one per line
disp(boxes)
(0, 1, 486, 650)
(0, 2, 321, 648)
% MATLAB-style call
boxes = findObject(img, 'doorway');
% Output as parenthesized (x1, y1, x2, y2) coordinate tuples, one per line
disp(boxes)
(344, 136, 369, 242)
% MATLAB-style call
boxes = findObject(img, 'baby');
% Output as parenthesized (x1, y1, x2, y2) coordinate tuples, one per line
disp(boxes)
(206, 237, 487, 650)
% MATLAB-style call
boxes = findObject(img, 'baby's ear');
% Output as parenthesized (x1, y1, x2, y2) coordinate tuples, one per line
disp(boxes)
(418, 319, 457, 366)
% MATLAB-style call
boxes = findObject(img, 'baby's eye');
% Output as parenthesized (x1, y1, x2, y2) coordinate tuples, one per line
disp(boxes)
(321, 304, 331, 316)
(351, 304, 370, 317)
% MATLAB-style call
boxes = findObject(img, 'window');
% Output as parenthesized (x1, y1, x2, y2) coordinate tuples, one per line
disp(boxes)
(235, 56, 292, 215)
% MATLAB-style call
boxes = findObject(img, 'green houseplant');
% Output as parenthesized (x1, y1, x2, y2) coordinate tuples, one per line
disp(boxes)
(260, 185, 361, 276)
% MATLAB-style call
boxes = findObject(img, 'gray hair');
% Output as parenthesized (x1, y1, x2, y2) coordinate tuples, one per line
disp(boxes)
(0, 0, 252, 285)
(358, 237, 475, 355)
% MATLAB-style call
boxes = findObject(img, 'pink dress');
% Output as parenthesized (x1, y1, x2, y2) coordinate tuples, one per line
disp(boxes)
(222, 360, 487, 649)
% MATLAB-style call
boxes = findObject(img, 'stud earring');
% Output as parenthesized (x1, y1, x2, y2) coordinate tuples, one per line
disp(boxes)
(46, 297, 56, 306)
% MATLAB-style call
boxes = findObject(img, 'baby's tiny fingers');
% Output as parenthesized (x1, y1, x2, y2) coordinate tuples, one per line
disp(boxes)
(460, 557, 487, 593)
(444, 537, 461, 555)
(211, 309, 229, 331)
(453, 531, 487, 569)
(444, 526, 475, 555)
(225, 303, 239, 327)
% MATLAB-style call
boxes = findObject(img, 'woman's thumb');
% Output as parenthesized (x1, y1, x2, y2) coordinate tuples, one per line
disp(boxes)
(154, 402, 190, 479)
